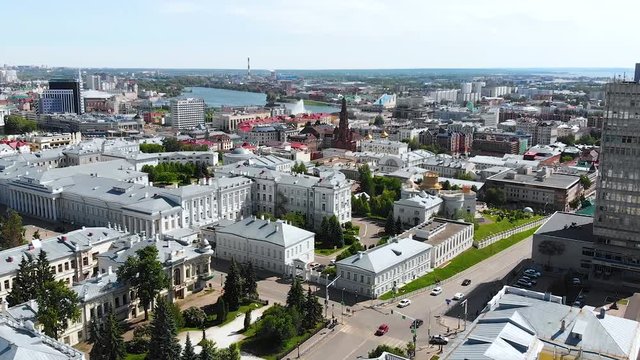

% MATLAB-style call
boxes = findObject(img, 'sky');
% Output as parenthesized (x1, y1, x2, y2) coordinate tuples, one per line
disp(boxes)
(2, 0, 639, 69)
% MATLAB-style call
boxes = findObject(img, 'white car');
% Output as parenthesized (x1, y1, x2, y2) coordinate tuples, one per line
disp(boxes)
(398, 299, 411, 308)
(431, 286, 443, 296)
(453, 292, 465, 300)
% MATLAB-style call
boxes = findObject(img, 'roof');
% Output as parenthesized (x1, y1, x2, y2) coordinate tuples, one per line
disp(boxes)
(0, 314, 84, 359)
(395, 193, 443, 210)
(337, 237, 431, 274)
(444, 286, 640, 360)
(72, 271, 123, 303)
(534, 212, 595, 243)
(487, 170, 579, 190)
(215, 216, 314, 248)
(0, 227, 126, 276)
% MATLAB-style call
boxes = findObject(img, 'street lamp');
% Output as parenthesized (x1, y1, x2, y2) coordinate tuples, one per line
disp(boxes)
(341, 288, 346, 324)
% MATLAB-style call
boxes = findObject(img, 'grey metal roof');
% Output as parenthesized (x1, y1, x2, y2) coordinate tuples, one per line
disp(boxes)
(394, 193, 443, 209)
(534, 212, 595, 243)
(215, 216, 314, 248)
(336, 237, 431, 274)
(487, 170, 579, 189)
(0, 314, 84, 359)
(72, 272, 123, 303)
(445, 287, 640, 360)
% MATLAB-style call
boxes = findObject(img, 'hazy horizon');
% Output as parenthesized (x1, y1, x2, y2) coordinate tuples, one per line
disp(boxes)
(3, 0, 640, 69)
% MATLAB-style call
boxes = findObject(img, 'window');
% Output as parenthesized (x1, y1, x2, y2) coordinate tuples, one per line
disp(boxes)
(64, 262, 69, 271)
(83, 257, 89, 266)
(3, 280, 8, 290)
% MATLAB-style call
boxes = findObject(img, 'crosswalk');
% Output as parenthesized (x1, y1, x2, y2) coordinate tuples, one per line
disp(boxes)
(339, 324, 408, 348)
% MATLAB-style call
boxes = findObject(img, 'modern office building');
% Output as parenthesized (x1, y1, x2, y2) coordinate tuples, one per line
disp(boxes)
(171, 98, 205, 130)
(48, 78, 84, 114)
(39, 90, 77, 114)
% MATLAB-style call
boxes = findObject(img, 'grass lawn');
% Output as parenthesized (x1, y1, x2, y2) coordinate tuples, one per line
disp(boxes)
(303, 99, 334, 106)
(124, 354, 146, 360)
(474, 214, 544, 241)
(315, 245, 349, 256)
(379, 227, 539, 300)
(178, 301, 264, 333)
(240, 322, 325, 360)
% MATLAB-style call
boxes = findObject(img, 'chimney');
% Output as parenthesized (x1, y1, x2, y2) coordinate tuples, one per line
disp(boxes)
(560, 319, 566, 332)
(358, 251, 364, 260)
(544, 292, 551, 301)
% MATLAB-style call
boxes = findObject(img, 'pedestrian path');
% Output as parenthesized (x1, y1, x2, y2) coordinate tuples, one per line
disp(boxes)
(177, 305, 271, 354)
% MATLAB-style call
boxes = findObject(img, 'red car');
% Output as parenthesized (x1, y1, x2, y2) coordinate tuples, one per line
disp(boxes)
(375, 324, 389, 336)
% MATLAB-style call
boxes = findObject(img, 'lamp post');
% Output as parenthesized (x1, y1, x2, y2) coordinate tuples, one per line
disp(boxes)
(341, 288, 345, 324)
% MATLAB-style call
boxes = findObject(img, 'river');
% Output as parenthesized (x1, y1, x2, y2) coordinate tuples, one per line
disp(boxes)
(180, 87, 338, 113)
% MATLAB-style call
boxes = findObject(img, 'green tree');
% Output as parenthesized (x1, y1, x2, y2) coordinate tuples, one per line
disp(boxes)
(282, 212, 306, 228)
(241, 262, 258, 300)
(385, 212, 395, 235)
(274, 191, 288, 217)
(32, 229, 41, 239)
(183, 306, 206, 329)
(147, 297, 181, 360)
(7, 256, 36, 306)
(140, 143, 165, 153)
(558, 134, 575, 146)
(216, 297, 228, 324)
(395, 217, 403, 234)
(182, 334, 197, 360)
(286, 278, 305, 311)
(216, 344, 240, 360)
(579, 175, 592, 189)
(255, 304, 297, 347)
(88, 312, 126, 360)
(162, 137, 182, 152)
(3, 115, 37, 134)
(222, 258, 243, 311)
(37, 280, 81, 339)
(358, 165, 374, 196)
(318, 216, 329, 244)
(403, 138, 420, 151)
(292, 162, 307, 174)
(326, 215, 344, 248)
(168, 300, 185, 329)
(368, 344, 407, 358)
(303, 287, 323, 328)
(199, 339, 218, 360)
(373, 115, 384, 126)
(243, 309, 252, 331)
(116, 246, 169, 320)
(560, 155, 573, 163)
(0, 210, 25, 249)
(456, 172, 475, 181)
(484, 188, 506, 206)
(34, 250, 55, 297)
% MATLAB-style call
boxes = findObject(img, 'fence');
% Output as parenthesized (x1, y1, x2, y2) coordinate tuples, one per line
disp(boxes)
(473, 216, 549, 249)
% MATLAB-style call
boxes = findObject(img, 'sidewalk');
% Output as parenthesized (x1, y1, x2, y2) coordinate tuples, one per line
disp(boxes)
(177, 304, 272, 352)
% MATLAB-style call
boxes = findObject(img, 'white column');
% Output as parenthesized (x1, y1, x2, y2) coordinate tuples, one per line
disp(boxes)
(52, 198, 57, 221)
(40, 197, 45, 218)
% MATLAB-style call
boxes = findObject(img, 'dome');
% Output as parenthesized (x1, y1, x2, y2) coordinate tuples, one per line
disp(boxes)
(380, 131, 389, 138)
(231, 147, 251, 155)
(523, 207, 534, 213)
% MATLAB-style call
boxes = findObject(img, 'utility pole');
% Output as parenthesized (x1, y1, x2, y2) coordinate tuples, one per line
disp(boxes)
(324, 274, 341, 319)
(391, 309, 418, 359)
(460, 299, 468, 331)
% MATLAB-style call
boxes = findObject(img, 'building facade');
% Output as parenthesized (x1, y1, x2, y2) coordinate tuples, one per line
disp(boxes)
(171, 98, 205, 130)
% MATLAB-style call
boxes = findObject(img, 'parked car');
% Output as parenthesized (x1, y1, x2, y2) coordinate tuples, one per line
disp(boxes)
(411, 319, 424, 329)
(429, 335, 449, 345)
(524, 269, 541, 278)
(571, 277, 582, 285)
(516, 279, 533, 287)
(398, 299, 411, 308)
(462, 279, 471, 286)
(453, 292, 465, 300)
(572, 300, 583, 308)
(329, 259, 336, 266)
(375, 324, 389, 336)
(431, 287, 443, 296)
(309, 262, 320, 270)
(520, 276, 537, 284)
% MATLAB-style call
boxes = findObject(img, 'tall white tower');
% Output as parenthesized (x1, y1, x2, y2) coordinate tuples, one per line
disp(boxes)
(247, 57, 251, 78)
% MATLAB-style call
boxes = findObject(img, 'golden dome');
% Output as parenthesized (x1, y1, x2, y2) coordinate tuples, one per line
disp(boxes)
(381, 131, 389, 138)
(366, 133, 373, 140)
(420, 171, 440, 190)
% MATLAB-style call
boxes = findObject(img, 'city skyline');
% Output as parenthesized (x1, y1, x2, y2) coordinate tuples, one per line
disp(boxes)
(2, 0, 640, 69)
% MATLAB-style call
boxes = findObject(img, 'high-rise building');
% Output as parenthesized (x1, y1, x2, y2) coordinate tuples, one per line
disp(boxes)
(593, 80, 640, 247)
(170, 98, 205, 130)
(48, 78, 84, 114)
(85, 74, 101, 90)
(39, 89, 76, 114)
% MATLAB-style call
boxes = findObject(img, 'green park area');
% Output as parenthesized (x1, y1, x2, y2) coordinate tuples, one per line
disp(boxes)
(379, 227, 539, 300)
(474, 212, 544, 241)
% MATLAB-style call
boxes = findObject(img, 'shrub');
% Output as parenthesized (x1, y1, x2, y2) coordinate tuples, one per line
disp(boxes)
(183, 306, 206, 328)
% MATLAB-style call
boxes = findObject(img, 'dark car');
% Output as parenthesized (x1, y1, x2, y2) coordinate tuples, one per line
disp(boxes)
(375, 324, 389, 336)
(462, 279, 471, 286)
(430, 335, 449, 345)
(411, 319, 424, 329)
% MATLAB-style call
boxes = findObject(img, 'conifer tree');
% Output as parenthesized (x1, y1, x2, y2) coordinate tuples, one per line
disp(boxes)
(286, 278, 305, 311)
(7, 256, 36, 306)
(147, 297, 181, 360)
(222, 259, 242, 311)
(182, 334, 197, 360)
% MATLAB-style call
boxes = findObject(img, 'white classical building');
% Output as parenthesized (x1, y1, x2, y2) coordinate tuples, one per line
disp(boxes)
(216, 164, 352, 228)
(212, 216, 315, 275)
(379, 150, 435, 173)
(360, 139, 408, 155)
(336, 237, 432, 298)
(411, 218, 474, 268)
(393, 192, 443, 228)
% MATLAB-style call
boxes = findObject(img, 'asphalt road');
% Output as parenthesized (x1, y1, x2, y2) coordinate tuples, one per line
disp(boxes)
(294, 236, 534, 360)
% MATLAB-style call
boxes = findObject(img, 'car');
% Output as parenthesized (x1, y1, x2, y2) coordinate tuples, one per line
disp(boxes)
(572, 300, 583, 308)
(309, 262, 320, 270)
(453, 292, 465, 300)
(329, 259, 336, 266)
(516, 279, 533, 287)
(429, 335, 449, 345)
(398, 299, 411, 308)
(520, 276, 537, 284)
(462, 279, 471, 286)
(571, 277, 582, 285)
(375, 324, 389, 336)
(524, 269, 541, 278)
(431, 286, 443, 296)
(411, 319, 424, 329)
